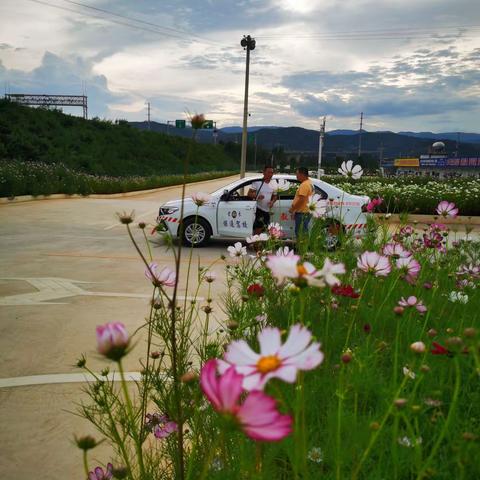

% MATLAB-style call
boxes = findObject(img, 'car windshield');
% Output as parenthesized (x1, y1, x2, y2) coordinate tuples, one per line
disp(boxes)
(209, 176, 263, 196)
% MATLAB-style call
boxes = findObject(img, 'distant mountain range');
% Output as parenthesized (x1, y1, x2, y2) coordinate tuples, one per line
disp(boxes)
(129, 121, 480, 158)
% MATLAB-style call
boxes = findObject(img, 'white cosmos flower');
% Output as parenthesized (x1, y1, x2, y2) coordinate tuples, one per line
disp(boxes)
(317, 258, 346, 286)
(265, 255, 326, 287)
(307, 194, 328, 218)
(270, 178, 291, 193)
(275, 246, 296, 257)
(227, 242, 247, 257)
(246, 233, 269, 243)
(448, 291, 469, 303)
(145, 263, 176, 287)
(338, 160, 363, 180)
(218, 324, 324, 391)
(191, 192, 212, 206)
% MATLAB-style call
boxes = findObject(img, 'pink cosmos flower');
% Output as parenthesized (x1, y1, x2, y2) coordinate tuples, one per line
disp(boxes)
(366, 197, 383, 213)
(398, 296, 427, 314)
(96, 322, 129, 361)
(436, 200, 459, 218)
(267, 222, 284, 239)
(219, 325, 324, 391)
(191, 192, 212, 206)
(357, 251, 391, 277)
(88, 464, 113, 480)
(456, 263, 480, 278)
(145, 413, 178, 439)
(382, 243, 412, 259)
(145, 263, 176, 287)
(200, 359, 292, 441)
(396, 256, 421, 281)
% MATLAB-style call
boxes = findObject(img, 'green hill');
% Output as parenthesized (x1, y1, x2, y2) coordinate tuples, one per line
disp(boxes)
(0, 99, 239, 175)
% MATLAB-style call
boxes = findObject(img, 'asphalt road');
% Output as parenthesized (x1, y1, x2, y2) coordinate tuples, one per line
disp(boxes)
(0, 175, 237, 480)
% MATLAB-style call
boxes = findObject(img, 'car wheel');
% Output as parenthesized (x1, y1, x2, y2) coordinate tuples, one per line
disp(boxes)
(181, 217, 211, 247)
(323, 221, 343, 250)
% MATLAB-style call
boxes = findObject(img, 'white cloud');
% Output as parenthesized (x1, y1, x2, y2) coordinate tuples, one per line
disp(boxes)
(0, 0, 479, 130)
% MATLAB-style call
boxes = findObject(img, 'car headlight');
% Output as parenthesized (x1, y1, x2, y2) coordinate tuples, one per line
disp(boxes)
(160, 206, 179, 215)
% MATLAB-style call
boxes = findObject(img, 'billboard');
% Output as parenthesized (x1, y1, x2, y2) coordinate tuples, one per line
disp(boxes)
(394, 158, 419, 167)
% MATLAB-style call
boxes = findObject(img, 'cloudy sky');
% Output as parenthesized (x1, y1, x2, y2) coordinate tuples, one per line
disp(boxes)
(1, 0, 479, 132)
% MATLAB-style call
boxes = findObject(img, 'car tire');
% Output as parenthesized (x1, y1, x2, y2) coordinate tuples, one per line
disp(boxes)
(181, 217, 211, 247)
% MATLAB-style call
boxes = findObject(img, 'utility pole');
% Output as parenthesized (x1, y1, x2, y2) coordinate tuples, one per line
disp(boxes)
(240, 35, 256, 179)
(317, 116, 326, 178)
(358, 111, 363, 159)
(146, 102, 151, 130)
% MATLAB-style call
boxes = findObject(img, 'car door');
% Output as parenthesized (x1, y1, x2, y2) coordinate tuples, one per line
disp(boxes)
(217, 180, 257, 237)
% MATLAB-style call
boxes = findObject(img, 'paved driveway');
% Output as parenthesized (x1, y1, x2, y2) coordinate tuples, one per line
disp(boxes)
(0, 176, 236, 480)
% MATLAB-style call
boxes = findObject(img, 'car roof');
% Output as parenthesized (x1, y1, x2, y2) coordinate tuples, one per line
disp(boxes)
(212, 174, 347, 196)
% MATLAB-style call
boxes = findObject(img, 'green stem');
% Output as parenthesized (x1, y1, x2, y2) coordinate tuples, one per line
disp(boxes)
(118, 360, 146, 478)
(336, 366, 345, 480)
(83, 450, 89, 478)
(416, 357, 461, 479)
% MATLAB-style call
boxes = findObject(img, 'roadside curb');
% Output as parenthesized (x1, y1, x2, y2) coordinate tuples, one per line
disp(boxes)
(0, 174, 239, 205)
(373, 213, 480, 225)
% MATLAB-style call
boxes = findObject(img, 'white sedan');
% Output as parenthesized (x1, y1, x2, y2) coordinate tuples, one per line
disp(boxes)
(157, 175, 370, 247)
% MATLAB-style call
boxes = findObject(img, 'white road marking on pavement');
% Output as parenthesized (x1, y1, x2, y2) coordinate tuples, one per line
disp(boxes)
(0, 277, 203, 306)
(104, 208, 159, 230)
(0, 372, 143, 388)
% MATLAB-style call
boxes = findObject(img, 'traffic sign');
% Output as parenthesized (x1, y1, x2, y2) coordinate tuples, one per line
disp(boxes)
(203, 120, 214, 129)
(175, 119, 186, 128)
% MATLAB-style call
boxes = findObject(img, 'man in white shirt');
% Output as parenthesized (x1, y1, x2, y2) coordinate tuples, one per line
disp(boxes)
(247, 165, 277, 235)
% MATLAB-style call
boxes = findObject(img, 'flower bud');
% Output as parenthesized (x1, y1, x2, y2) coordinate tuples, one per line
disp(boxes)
(150, 351, 162, 359)
(394, 398, 408, 409)
(227, 320, 238, 330)
(463, 327, 476, 338)
(96, 322, 130, 361)
(369, 421, 380, 431)
(138, 222, 146, 229)
(76, 355, 87, 368)
(74, 434, 98, 451)
(446, 328, 454, 334)
(180, 371, 197, 383)
(445, 336, 463, 348)
(462, 432, 478, 441)
(427, 328, 437, 338)
(112, 466, 129, 479)
(341, 352, 352, 364)
(420, 364, 431, 373)
(393, 306, 404, 315)
(410, 341, 426, 354)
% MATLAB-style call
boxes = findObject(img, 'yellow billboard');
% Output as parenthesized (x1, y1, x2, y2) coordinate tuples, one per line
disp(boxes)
(394, 158, 419, 167)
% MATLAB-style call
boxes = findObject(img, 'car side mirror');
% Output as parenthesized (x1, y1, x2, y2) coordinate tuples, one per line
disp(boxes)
(220, 189, 229, 201)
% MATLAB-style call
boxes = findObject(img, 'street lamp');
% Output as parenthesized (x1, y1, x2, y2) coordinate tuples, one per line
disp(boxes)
(240, 34, 256, 179)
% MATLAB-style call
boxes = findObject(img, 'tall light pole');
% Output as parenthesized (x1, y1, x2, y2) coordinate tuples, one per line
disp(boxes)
(240, 34, 256, 179)
(317, 116, 326, 178)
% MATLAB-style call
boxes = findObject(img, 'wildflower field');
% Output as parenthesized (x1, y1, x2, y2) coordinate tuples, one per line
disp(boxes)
(76, 195, 480, 480)
(0, 161, 235, 198)
(325, 175, 480, 216)
(2, 161, 480, 217)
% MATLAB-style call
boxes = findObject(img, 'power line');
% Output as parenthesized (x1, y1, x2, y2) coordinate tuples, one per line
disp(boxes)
(60, 0, 217, 46)
(25, 0, 217, 46)
(256, 24, 480, 39)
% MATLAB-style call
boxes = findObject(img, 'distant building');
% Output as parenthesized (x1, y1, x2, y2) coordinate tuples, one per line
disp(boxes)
(380, 142, 480, 178)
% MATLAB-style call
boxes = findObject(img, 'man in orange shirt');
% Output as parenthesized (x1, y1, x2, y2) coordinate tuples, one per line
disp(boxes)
(289, 167, 313, 239)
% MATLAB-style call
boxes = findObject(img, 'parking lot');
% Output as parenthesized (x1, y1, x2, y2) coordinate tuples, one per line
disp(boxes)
(0, 175, 478, 479)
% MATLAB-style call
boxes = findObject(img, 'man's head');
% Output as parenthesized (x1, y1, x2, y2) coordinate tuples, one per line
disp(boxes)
(263, 165, 274, 182)
(296, 167, 309, 182)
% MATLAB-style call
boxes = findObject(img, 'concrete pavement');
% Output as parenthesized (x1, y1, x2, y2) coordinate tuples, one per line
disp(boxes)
(0, 175, 236, 480)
